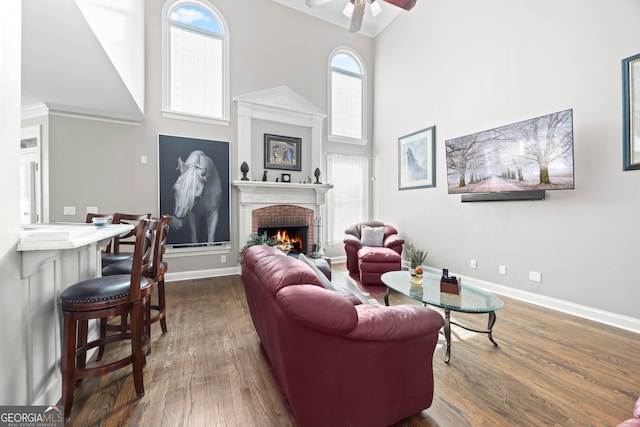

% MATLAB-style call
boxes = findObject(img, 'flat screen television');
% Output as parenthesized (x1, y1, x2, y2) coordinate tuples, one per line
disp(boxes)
(445, 109, 574, 201)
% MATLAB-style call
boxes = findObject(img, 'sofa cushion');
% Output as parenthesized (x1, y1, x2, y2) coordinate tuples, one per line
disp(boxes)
(298, 253, 362, 305)
(276, 285, 358, 335)
(298, 253, 333, 290)
(360, 225, 385, 247)
(358, 246, 402, 262)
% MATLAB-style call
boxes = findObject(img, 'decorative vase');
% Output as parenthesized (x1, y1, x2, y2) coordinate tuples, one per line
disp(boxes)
(240, 161, 250, 181)
(410, 265, 423, 287)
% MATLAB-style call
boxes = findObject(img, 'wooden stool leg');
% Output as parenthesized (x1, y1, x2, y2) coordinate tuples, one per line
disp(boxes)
(76, 320, 88, 384)
(96, 317, 107, 361)
(145, 294, 152, 355)
(62, 312, 77, 422)
(130, 301, 145, 398)
(158, 279, 168, 334)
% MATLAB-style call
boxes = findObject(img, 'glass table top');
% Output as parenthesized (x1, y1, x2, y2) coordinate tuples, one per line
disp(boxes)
(381, 270, 504, 313)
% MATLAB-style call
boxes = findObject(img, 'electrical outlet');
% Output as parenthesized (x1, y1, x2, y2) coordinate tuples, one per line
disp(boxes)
(86, 206, 98, 214)
(499, 265, 506, 275)
(470, 259, 477, 269)
(529, 271, 542, 283)
(221, 255, 226, 263)
(63, 206, 76, 216)
(140, 155, 148, 164)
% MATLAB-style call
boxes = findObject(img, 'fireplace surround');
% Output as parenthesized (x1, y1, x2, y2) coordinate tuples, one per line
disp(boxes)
(233, 181, 332, 255)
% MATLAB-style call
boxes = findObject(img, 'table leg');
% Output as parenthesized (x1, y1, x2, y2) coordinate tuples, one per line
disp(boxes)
(444, 309, 451, 364)
(384, 287, 390, 306)
(487, 311, 498, 346)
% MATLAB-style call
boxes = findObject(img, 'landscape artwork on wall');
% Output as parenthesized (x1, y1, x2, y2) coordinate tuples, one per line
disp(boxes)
(158, 135, 230, 247)
(445, 109, 575, 194)
(398, 126, 436, 190)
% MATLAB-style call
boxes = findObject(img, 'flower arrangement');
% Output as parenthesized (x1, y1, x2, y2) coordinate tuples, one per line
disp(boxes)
(406, 242, 428, 275)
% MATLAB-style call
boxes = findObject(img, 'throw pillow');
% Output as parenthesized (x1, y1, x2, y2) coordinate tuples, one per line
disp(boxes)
(360, 225, 384, 247)
(299, 253, 335, 291)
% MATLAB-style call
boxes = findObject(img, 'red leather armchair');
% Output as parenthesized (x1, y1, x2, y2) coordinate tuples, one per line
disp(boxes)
(241, 245, 444, 427)
(344, 220, 404, 285)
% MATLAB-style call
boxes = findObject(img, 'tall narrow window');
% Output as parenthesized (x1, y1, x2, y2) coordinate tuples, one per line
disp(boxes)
(329, 48, 366, 144)
(326, 153, 369, 245)
(163, 1, 229, 124)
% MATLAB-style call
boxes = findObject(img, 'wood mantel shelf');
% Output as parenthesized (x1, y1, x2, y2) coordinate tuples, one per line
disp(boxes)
(232, 180, 333, 206)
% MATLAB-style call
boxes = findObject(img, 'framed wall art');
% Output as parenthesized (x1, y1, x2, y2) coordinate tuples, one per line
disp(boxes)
(264, 134, 301, 171)
(158, 134, 230, 247)
(398, 126, 436, 190)
(623, 53, 640, 171)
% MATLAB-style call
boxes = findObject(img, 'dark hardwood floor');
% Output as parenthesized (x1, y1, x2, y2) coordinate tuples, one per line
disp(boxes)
(66, 263, 640, 426)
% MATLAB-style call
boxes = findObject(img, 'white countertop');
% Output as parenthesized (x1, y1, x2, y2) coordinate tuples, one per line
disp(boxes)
(17, 223, 134, 251)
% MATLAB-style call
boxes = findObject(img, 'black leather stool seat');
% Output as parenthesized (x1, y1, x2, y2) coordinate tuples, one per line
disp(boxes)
(102, 261, 133, 276)
(102, 260, 167, 277)
(101, 252, 134, 268)
(61, 275, 151, 308)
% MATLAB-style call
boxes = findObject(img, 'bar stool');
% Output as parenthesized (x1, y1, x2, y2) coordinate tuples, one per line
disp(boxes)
(101, 213, 151, 267)
(98, 215, 172, 360)
(60, 218, 156, 422)
(148, 215, 172, 334)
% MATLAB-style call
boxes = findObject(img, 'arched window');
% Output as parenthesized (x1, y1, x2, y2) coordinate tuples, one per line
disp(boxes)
(162, 0, 229, 125)
(328, 48, 366, 144)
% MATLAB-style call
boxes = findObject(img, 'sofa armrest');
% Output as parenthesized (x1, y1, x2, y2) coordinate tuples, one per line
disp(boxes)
(276, 285, 358, 335)
(384, 234, 404, 250)
(344, 234, 363, 249)
(346, 304, 444, 341)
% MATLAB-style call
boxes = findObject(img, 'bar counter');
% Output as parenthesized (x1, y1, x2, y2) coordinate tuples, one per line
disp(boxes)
(16, 223, 133, 405)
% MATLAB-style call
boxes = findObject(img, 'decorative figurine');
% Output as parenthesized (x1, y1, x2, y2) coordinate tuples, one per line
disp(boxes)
(262, 170, 268, 182)
(240, 161, 250, 181)
(314, 167, 321, 184)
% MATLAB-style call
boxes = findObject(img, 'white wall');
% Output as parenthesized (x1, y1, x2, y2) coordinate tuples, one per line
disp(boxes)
(0, 0, 28, 404)
(373, 0, 640, 321)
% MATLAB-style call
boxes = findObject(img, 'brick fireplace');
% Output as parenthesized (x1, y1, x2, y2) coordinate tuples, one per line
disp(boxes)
(233, 181, 332, 256)
(253, 205, 314, 254)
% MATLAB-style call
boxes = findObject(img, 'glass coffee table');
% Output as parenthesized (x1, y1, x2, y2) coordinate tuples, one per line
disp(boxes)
(381, 270, 504, 363)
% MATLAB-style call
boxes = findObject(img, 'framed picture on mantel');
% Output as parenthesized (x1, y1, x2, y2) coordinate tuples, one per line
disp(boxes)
(264, 134, 301, 171)
(623, 53, 640, 170)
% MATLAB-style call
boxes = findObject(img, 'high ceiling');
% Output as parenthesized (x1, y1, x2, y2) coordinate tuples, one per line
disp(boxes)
(20, 0, 404, 122)
(21, 0, 143, 122)
(273, 0, 402, 37)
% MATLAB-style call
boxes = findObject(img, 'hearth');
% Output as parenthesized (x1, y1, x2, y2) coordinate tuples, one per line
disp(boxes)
(258, 226, 308, 254)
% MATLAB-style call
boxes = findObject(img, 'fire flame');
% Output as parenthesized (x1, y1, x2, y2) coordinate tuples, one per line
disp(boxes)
(273, 229, 303, 253)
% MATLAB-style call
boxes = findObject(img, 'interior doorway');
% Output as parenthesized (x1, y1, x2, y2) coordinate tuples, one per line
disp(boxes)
(20, 125, 42, 224)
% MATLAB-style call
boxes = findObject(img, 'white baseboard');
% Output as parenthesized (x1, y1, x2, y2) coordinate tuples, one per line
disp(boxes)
(423, 266, 640, 334)
(166, 266, 240, 282)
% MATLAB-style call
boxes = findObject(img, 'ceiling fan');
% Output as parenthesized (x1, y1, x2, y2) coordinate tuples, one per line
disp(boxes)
(306, 0, 417, 33)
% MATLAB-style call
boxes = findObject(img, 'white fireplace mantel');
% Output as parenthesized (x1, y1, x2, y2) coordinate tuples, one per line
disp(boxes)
(232, 180, 333, 244)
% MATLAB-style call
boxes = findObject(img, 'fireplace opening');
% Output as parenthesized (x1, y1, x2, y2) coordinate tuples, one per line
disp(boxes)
(258, 226, 308, 254)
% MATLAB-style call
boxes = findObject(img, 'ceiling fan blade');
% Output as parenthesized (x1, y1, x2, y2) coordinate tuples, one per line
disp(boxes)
(383, 0, 417, 11)
(305, 0, 332, 6)
(349, 1, 365, 32)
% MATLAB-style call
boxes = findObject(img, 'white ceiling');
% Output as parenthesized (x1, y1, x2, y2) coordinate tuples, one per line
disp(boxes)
(21, 0, 143, 121)
(272, 0, 402, 38)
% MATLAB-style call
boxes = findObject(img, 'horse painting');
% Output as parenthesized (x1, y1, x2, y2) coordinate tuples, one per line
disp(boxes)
(172, 150, 222, 244)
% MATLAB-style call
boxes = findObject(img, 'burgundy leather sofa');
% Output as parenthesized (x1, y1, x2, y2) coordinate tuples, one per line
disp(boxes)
(344, 220, 404, 285)
(241, 245, 444, 427)
(618, 397, 640, 427)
